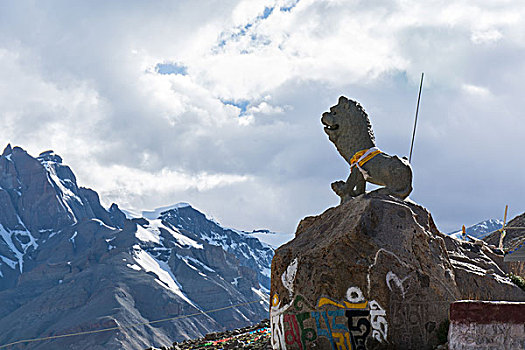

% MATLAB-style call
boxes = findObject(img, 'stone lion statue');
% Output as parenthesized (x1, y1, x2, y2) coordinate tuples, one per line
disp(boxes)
(321, 96, 413, 203)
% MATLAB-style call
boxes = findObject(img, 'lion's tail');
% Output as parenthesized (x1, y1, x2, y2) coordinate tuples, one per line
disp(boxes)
(393, 156, 413, 200)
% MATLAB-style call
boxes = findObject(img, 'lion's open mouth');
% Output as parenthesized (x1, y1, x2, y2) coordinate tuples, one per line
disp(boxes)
(321, 113, 339, 132)
(324, 124, 339, 131)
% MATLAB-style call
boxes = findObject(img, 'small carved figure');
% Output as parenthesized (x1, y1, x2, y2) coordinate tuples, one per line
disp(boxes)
(321, 96, 412, 203)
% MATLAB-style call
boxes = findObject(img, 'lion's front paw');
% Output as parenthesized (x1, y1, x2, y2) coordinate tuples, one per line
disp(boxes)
(331, 181, 347, 196)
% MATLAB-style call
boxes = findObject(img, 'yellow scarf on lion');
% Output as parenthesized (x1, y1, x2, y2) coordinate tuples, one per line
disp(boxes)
(350, 147, 382, 172)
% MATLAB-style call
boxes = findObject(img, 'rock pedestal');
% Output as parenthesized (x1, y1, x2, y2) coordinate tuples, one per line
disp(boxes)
(270, 195, 525, 350)
(449, 301, 525, 349)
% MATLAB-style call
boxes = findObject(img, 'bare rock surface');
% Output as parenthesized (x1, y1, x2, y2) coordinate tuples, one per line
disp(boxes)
(270, 194, 525, 350)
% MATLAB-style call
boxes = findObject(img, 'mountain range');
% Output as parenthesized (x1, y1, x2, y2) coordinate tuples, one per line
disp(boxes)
(0, 145, 273, 349)
(447, 218, 503, 240)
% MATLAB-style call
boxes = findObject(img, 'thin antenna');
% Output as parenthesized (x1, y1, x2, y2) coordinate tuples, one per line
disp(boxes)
(409, 72, 424, 163)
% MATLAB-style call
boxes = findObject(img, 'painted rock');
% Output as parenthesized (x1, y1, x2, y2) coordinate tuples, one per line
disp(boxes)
(270, 194, 525, 350)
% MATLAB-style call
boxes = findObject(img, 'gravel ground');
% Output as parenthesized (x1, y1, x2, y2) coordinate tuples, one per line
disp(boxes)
(146, 319, 272, 350)
(145, 319, 451, 349)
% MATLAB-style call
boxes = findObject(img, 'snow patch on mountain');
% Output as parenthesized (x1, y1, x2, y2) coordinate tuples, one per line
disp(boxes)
(120, 208, 142, 219)
(136, 219, 203, 249)
(132, 244, 201, 310)
(38, 153, 83, 224)
(251, 287, 270, 310)
(0, 224, 38, 273)
(177, 255, 215, 273)
(69, 231, 78, 248)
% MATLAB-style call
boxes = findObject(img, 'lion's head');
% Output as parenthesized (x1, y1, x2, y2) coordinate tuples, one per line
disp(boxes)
(321, 96, 376, 162)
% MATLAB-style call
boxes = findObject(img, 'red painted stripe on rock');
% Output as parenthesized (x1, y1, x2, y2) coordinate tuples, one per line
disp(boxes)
(450, 301, 525, 324)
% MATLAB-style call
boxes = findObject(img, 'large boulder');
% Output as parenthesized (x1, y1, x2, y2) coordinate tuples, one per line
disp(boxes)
(270, 194, 525, 350)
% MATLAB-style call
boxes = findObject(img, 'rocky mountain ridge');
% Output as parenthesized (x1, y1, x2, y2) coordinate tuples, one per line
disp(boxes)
(0, 145, 273, 349)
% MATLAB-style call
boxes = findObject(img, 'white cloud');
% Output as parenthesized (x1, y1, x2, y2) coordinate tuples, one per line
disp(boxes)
(0, 47, 108, 159)
(471, 29, 503, 44)
(231, 0, 272, 26)
(83, 162, 253, 210)
(247, 101, 284, 115)
(461, 84, 491, 97)
(1, 0, 525, 236)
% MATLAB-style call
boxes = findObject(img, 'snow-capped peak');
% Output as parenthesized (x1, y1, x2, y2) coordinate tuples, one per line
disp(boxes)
(37, 150, 63, 164)
(141, 203, 191, 220)
(448, 218, 504, 240)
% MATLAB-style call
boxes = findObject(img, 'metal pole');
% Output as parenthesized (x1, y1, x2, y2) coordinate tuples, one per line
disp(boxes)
(499, 205, 508, 250)
(409, 72, 424, 163)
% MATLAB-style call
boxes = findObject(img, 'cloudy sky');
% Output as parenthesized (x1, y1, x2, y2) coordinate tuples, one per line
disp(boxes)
(1, 0, 524, 242)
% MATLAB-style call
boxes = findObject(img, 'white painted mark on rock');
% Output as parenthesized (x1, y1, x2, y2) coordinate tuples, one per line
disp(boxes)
(346, 286, 365, 303)
(281, 257, 298, 298)
(370, 300, 389, 342)
(386, 271, 409, 299)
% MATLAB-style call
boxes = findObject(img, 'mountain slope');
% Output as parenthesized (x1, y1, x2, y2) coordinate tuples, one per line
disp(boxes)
(0, 145, 272, 349)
